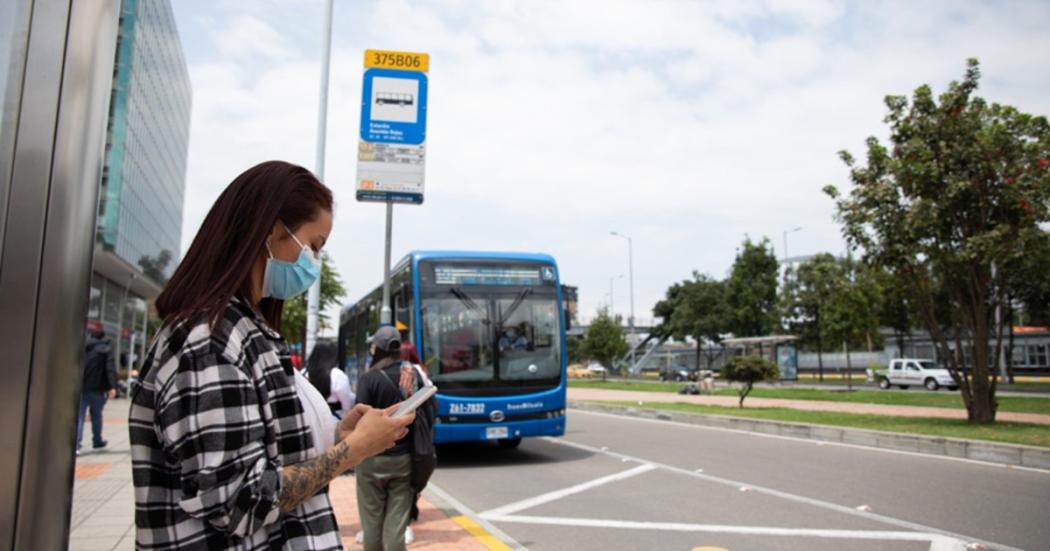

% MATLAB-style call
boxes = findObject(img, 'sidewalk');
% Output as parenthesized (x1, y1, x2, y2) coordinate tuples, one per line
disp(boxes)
(330, 476, 490, 551)
(70, 399, 494, 550)
(567, 387, 1050, 425)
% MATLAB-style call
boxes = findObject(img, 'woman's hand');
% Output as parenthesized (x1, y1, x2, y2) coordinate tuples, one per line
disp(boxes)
(337, 403, 372, 441)
(344, 405, 415, 461)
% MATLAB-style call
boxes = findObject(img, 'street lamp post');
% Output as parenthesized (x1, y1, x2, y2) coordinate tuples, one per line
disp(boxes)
(608, 274, 623, 318)
(782, 225, 803, 325)
(610, 231, 635, 370)
(782, 226, 802, 266)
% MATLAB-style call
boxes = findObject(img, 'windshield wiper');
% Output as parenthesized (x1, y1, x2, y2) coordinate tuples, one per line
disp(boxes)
(450, 287, 490, 324)
(499, 287, 533, 326)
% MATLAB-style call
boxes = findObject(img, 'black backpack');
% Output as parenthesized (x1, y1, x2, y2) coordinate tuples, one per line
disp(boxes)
(377, 360, 437, 492)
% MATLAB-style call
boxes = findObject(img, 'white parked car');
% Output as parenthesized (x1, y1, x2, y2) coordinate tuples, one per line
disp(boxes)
(880, 358, 958, 391)
(586, 362, 607, 374)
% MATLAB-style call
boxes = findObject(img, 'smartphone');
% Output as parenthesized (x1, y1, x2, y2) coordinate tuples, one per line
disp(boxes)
(391, 384, 437, 418)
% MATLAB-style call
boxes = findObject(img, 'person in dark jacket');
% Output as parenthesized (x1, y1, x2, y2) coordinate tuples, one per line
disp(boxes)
(77, 329, 117, 454)
(354, 325, 417, 551)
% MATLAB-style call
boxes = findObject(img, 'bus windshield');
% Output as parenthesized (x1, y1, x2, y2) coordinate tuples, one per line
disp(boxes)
(420, 286, 562, 390)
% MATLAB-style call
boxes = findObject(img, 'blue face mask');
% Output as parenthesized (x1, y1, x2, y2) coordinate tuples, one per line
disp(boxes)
(262, 224, 321, 300)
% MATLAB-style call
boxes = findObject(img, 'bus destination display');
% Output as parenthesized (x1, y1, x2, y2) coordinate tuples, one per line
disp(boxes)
(434, 265, 544, 286)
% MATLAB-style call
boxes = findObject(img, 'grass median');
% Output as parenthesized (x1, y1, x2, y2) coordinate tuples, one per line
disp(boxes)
(569, 379, 1050, 415)
(596, 400, 1050, 448)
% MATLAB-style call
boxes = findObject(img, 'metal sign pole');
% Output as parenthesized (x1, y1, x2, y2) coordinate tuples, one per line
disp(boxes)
(355, 49, 429, 326)
(380, 201, 393, 324)
(306, 0, 334, 356)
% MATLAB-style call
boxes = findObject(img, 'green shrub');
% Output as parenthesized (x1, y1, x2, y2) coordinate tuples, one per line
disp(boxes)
(723, 355, 779, 407)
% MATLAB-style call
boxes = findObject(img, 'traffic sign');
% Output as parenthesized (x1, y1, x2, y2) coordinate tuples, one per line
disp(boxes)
(356, 49, 428, 204)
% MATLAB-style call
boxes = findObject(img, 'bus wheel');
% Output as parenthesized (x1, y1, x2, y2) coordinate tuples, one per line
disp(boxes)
(497, 437, 522, 449)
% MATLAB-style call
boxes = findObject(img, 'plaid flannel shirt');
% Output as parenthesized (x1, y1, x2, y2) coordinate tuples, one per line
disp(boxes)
(129, 299, 342, 550)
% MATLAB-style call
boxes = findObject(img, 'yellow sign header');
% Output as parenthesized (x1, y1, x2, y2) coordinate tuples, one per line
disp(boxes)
(364, 49, 429, 72)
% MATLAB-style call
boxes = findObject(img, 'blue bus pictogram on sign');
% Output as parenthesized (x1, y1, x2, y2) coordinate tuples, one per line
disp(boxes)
(359, 68, 428, 145)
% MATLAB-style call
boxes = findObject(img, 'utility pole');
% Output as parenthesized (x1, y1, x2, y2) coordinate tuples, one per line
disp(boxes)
(609, 274, 623, 318)
(844, 340, 853, 392)
(610, 232, 635, 369)
(782, 226, 802, 285)
(306, 0, 334, 357)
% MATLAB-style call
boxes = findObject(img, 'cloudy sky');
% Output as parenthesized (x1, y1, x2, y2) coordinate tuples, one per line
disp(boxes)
(170, 0, 1050, 333)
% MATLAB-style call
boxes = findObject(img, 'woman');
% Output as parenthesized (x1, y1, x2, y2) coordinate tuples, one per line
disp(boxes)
(305, 341, 355, 418)
(128, 161, 413, 550)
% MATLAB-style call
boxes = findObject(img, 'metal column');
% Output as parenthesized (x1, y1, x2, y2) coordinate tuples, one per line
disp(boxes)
(306, 0, 334, 357)
(0, 0, 121, 548)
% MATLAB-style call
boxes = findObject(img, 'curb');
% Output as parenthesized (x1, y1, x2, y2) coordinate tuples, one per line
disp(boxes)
(569, 400, 1050, 470)
(423, 482, 527, 551)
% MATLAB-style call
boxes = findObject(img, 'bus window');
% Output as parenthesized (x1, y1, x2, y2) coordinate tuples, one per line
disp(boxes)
(421, 289, 493, 381)
(497, 297, 561, 381)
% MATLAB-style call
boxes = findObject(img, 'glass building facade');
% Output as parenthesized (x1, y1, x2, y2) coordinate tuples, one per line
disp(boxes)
(98, 0, 190, 279)
(90, 0, 191, 368)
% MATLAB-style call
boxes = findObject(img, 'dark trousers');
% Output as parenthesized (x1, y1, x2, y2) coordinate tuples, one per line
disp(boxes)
(76, 391, 107, 449)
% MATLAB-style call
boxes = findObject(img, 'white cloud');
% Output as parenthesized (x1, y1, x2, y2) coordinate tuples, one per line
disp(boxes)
(172, 0, 1050, 334)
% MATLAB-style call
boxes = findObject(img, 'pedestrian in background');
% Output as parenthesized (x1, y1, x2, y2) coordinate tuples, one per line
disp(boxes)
(77, 329, 117, 455)
(128, 161, 413, 550)
(306, 340, 355, 418)
(355, 326, 417, 551)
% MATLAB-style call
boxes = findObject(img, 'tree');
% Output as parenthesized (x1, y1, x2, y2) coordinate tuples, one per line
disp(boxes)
(654, 272, 730, 370)
(726, 237, 780, 337)
(138, 249, 173, 286)
(566, 334, 586, 366)
(781, 253, 842, 380)
(875, 268, 914, 357)
(722, 355, 779, 407)
(1003, 232, 1050, 381)
(581, 306, 629, 371)
(824, 256, 883, 353)
(825, 59, 1050, 423)
(281, 251, 347, 347)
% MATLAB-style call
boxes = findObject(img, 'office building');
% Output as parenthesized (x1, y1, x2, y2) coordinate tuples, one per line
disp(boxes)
(88, 0, 191, 369)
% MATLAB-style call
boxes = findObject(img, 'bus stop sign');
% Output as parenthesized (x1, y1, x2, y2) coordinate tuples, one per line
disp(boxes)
(356, 49, 429, 204)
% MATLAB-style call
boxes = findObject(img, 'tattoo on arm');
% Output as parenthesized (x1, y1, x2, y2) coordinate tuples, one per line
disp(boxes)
(278, 440, 353, 513)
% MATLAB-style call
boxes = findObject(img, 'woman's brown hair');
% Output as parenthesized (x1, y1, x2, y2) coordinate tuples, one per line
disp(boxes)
(156, 160, 333, 330)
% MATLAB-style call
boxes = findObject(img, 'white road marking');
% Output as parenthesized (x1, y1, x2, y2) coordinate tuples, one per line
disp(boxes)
(482, 515, 968, 550)
(424, 482, 528, 551)
(480, 464, 657, 517)
(542, 435, 1023, 551)
(572, 408, 1050, 475)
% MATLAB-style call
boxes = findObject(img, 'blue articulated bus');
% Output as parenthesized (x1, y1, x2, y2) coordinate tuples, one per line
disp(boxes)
(338, 251, 567, 448)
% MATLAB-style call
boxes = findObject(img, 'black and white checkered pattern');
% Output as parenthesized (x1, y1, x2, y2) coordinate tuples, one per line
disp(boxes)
(129, 299, 342, 550)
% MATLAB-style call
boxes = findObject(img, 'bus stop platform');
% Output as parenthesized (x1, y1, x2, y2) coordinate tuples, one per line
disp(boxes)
(69, 398, 500, 550)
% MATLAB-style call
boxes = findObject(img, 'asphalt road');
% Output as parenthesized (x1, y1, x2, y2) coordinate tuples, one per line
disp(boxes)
(428, 409, 1050, 551)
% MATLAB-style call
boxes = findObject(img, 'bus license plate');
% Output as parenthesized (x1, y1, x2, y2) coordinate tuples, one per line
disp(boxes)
(485, 427, 509, 440)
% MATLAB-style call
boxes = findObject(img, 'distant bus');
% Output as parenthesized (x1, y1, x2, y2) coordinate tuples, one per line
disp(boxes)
(338, 251, 568, 448)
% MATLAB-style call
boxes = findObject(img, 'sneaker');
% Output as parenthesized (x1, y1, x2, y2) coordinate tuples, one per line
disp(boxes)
(356, 531, 364, 544)
(93, 440, 108, 450)
(405, 526, 414, 545)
